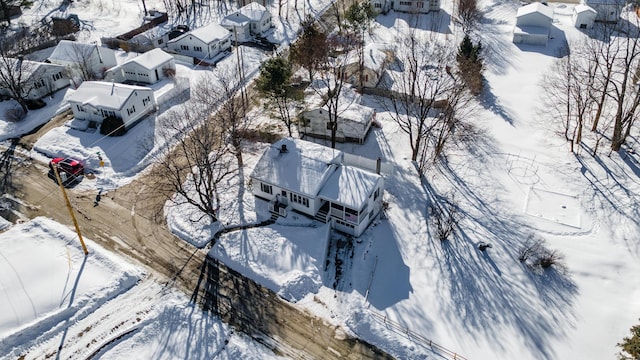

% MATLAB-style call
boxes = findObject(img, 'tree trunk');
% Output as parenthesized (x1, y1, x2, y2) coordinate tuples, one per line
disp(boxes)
(611, 115, 624, 151)
(0, 0, 11, 24)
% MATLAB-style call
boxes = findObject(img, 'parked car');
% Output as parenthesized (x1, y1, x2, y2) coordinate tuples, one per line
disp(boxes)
(48, 157, 84, 186)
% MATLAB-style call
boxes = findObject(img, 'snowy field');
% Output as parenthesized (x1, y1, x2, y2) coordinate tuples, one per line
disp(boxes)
(1, 0, 639, 359)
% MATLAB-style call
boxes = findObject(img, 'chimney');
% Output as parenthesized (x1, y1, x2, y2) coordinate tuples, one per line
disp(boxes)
(280, 144, 288, 153)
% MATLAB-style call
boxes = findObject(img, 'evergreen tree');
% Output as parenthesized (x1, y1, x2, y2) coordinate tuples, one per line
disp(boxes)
(618, 320, 640, 360)
(0, 0, 33, 24)
(289, 16, 328, 82)
(256, 57, 297, 136)
(456, 34, 483, 95)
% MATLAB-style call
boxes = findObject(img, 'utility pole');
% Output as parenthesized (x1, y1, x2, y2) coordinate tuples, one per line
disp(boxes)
(141, 0, 148, 15)
(52, 165, 89, 255)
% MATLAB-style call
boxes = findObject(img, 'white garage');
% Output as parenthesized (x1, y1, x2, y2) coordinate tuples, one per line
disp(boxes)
(572, 4, 597, 29)
(513, 2, 554, 46)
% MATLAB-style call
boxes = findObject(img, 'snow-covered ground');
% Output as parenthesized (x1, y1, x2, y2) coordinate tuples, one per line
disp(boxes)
(1, 0, 640, 359)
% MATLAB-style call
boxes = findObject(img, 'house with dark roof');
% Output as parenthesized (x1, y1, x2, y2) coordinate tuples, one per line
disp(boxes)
(250, 138, 384, 236)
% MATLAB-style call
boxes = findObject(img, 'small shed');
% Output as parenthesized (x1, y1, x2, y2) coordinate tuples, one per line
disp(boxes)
(573, 4, 597, 29)
(300, 103, 375, 144)
(513, 2, 554, 46)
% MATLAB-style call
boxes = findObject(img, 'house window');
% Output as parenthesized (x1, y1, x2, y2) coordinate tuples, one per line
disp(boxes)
(143, 96, 152, 106)
(260, 183, 273, 194)
(375, 2, 381, 7)
(290, 193, 309, 207)
(158, 38, 164, 45)
(76, 104, 86, 112)
(181, 45, 189, 50)
(345, 207, 359, 223)
(400, 1, 412, 5)
(373, 187, 380, 200)
(194, 46, 203, 52)
(127, 105, 136, 115)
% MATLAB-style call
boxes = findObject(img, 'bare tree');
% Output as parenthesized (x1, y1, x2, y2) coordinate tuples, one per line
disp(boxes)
(455, 0, 481, 34)
(289, 16, 328, 83)
(64, 42, 103, 82)
(256, 57, 299, 136)
(144, 103, 237, 224)
(310, 33, 355, 148)
(0, 45, 36, 114)
(541, 43, 596, 153)
(429, 196, 460, 241)
(379, 31, 461, 171)
(345, 0, 375, 91)
(607, 21, 640, 152)
(191, 71, 250, 167)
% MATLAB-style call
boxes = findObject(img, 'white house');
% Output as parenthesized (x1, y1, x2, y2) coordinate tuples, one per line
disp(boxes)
(0, 59, 70, 100)
(166, 22, 232, 61)
(513, 2, 554, 46)
(105, 49, 176, 84)
(300, 103, 375, 144)
(48, 40, 117, 80)
(391, 0, 439, 14)
(582, 0, 624, 23)
(573, 4, 597, 29)
(238, 2, 272, 36)
(342, 44, 389, 88)
(67, 81, 156, 130)
(370, 0, 391, 14)
(129, 26, 171, 49)
(221, 2, 272, 42)
(250, 138, 384, 237)
(220, 14, 252, 43)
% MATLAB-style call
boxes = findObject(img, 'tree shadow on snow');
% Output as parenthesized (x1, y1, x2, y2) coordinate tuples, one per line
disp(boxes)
(420, 137, 578, 359)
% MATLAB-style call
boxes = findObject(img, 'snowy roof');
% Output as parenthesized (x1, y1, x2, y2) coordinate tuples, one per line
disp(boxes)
(67, 81, 151, 110)
(49, 40, 104, 62)
(516, 2, 554, 19)
(574, 4, 597, 13)
(0, 59, 63, 79)
(346, 44, 387, 71)
(318, 165, 380, 209)
(221, 13, 251, 27)
(238, 2, 269, 21)
(338, 103, 375, 124)
(178, 22, 231, 44)
(251, 138, 343, 197)
(122, 48, 174, 70)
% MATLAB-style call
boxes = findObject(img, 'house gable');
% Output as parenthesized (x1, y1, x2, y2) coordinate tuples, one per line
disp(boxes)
(251, 138, 342, 197)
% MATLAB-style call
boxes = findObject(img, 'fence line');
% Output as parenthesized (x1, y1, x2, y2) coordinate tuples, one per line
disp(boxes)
(368, 310, 469, 360)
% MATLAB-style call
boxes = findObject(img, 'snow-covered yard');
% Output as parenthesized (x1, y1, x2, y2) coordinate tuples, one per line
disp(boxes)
(1, 0, 640, 359)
